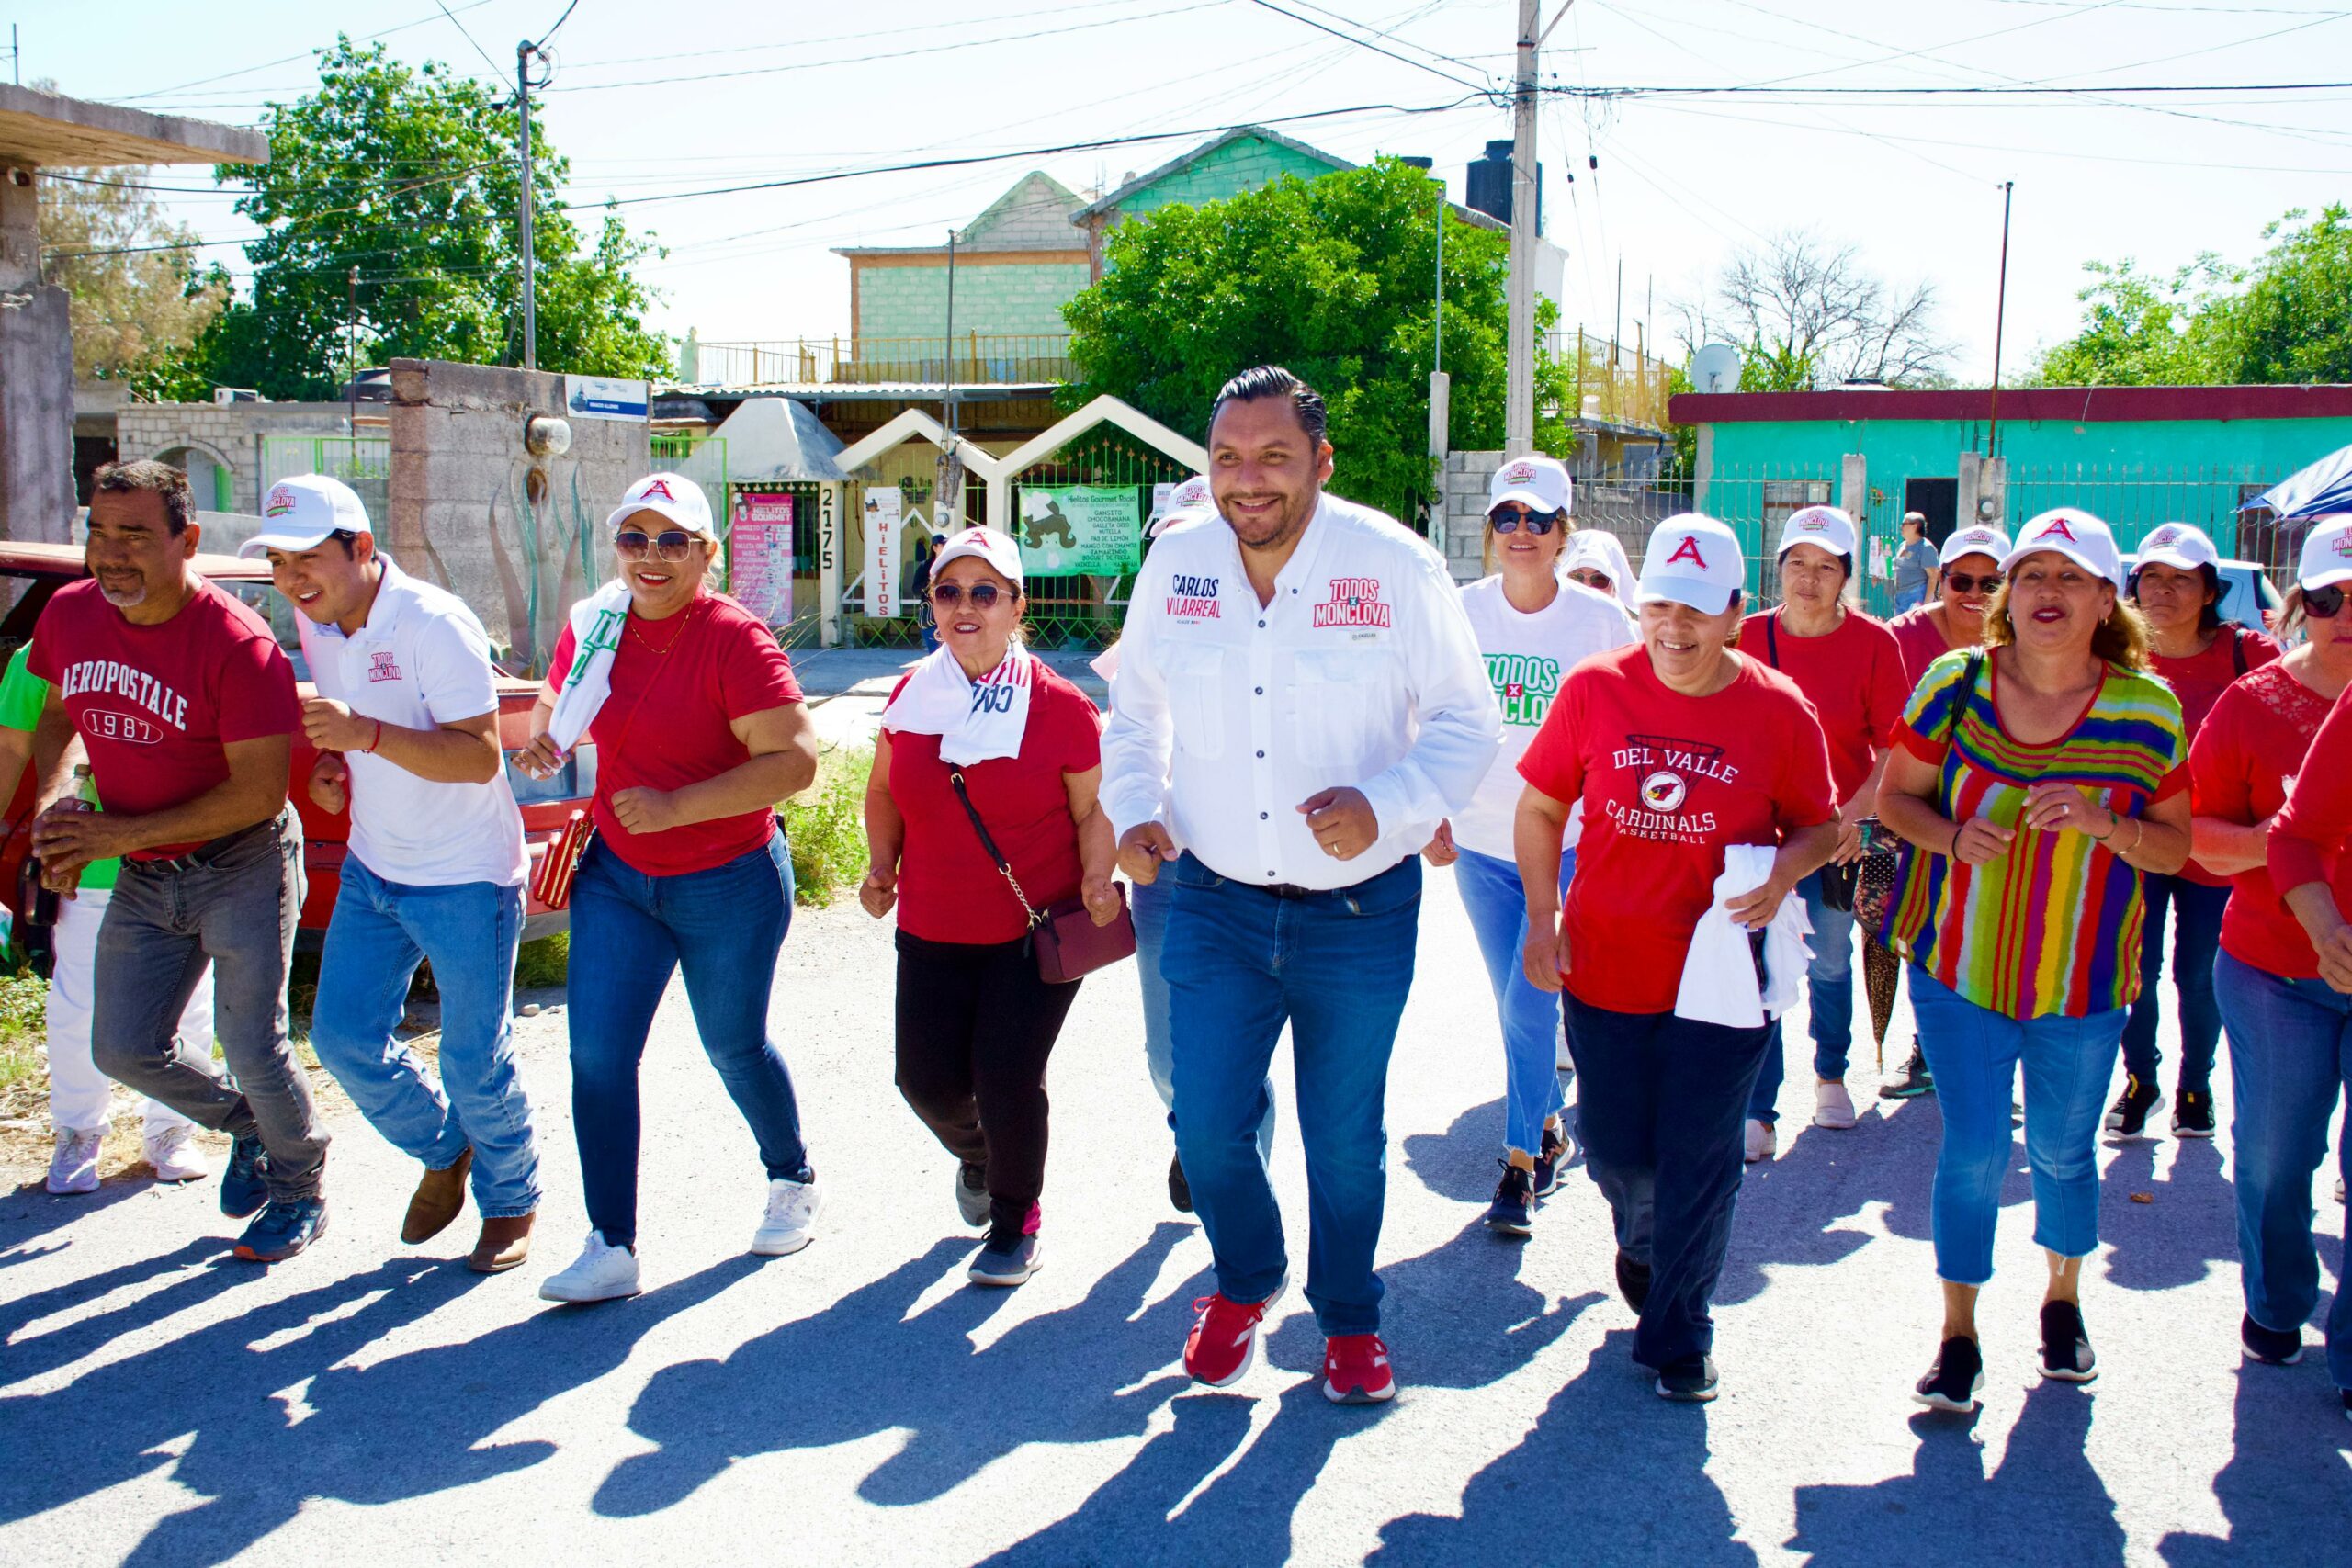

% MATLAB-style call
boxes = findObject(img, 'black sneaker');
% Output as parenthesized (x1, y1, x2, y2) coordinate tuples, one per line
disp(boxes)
(2105, 1075, 2162, 1137)
(1532, 1124, 1571, 1198)
(956, 1163, 989, 1228)
(2241, 1313, 2305, 1366)
(1615, 1250, 1652, 1314)
(1655, 1354, 1719, 1402)
(2172, 1089, 2215, 1138)
(219, 1134, 270, 1219)
(1168, 1152, 1193, 1214)
(2040, 1299, 2098, 1382)
(1883, 1044, 1936, 1100)
(233, 1195, 329, 1263)
(1484, 1161, 1534, 1236)
(1913, 1336, 1984, 1413)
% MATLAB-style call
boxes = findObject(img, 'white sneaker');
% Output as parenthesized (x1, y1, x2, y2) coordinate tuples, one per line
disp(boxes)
(46, 1129, 102, 1195)
(1814, 1080, 1858, 1130)
(538, 1232, 641, 1303)
(1743, 1119, 1776, 1164)
(143, 1124, 212, 1183)
(752, 1176, 821, 1257)
(1556, 1036, 1576, 1073)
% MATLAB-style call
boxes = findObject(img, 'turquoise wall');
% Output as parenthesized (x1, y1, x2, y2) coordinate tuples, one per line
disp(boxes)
(856, 261, 1091, 341)
(1114, 137, 1341, 220)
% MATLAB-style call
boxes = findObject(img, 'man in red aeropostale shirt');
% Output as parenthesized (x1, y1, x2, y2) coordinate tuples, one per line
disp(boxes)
(27, 461, 328, 1261)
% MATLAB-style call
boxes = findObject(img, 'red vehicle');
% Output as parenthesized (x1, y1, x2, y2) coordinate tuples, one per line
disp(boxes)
(0, 542, 589, 942)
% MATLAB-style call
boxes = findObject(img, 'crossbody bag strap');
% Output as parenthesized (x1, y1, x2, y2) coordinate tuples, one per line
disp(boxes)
(2231, 625, 2249, 677)
(1938, 650, 1984, 816)
(948, 766, 1042, 929)
(1764, 612, 1780, 669)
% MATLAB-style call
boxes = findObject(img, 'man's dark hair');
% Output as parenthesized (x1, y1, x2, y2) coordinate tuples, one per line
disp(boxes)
(329, 528, 361, 557)
(91, 459, 195, 536)
(1208, 365, 1329, 447)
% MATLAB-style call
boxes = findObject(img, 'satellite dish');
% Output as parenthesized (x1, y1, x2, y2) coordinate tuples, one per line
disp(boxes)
(1690, 343, 1742, 394)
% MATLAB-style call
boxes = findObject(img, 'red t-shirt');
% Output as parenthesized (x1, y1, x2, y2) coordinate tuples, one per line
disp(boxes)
(885, 667, 1102, 944)
(548, 593, 805, 876)
(1888, 605, 1966, 689)
(1741, 608, 1909, 805)
(2155, 626, 2280, 885)
(28, 577, 299, 857)
(1517, 645, 1838, 1015)
(2195, 661, 2335, 978)
(2265, 677, 2352, 977)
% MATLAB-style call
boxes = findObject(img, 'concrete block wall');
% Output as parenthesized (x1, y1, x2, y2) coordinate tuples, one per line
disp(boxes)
(1441, 449, 1504, 583)
(117, 401, 358, 516)
(855, 261, 1090, 342)
(1116, 137, 1341, 220)
(961, 173, 1085, 252)
(387, 358, 650, 673)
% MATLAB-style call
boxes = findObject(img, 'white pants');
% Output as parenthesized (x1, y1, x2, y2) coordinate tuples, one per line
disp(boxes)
(46, 886, 220, 1137)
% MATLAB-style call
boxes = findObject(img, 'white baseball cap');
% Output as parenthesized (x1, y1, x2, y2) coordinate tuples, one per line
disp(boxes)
(605, 472, 716, 539)
(1638, 513, 1746, 614)
(2297, 515, 2352, 591)
(1939, 523, 2011, 566)
(238, 473, 372, 558)
(1775, 504, 1857, 561)
(2134, 522, 2221, 575)
(929, 525, 1024, 589)
(1151, 474, 1216, 538)
(2003, 508, 2125, 587)
(1488, 455, 1572, 518)
(1561, 529, 1636, 607)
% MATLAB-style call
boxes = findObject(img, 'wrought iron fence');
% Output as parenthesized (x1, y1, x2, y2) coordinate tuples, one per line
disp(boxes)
(2007, 462, 2290, 583)
(689, 334, 1076, 389)
(1575, 463, 1834, 608)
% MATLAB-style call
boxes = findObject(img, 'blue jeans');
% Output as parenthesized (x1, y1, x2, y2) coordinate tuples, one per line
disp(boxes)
(310, 858, 538, 1218)
(1910, 966, 2124, 1285)
(1747, 866, 1859, 1122)
(1562, 992, 1772, 1369)
(1893, 582, 1928, 613)
(2120, 872, 2229, 1093)
(1456, 844, 1573, 1156)
(1162, 852, 1420, 1336)
(1134, 873, 1273, 1161)
(2215, 950, 2352, 1387)
(568, 829, 812, 1248)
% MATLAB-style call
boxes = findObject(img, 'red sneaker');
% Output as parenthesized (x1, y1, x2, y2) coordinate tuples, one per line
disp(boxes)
(1184, 1291, 1277, 1387)
(1323, 1334, 1396, 1404)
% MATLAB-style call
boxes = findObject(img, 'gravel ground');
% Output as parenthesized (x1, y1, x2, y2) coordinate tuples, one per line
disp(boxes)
(2, 686, 2346, 1565)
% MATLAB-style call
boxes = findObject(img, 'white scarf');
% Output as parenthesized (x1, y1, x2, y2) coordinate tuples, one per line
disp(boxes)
(548, 579, 634, 753)
(881, 642, 1035, 765)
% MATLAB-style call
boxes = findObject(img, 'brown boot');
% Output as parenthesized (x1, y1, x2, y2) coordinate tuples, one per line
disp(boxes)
(401, 1147, 473, 1245)
(469, 1211, 535, 1273)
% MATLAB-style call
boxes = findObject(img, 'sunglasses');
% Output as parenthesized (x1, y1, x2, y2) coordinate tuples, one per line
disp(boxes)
(1945, 570, 2002, 594)
(931, 581, 1007, 610)
(1489, 505, 1560, 536)
(2306, 583, 2347, 619)
(1567, 569, 1614, 591)
(615, 529, 697, 562)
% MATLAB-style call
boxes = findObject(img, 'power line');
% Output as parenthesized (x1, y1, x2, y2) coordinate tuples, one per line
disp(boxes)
(1240, 0, 1498, 96)
(1544, 76, 2352, 97)
(116, 0, 499, 102)
(431, 0, 507, 78)
(536, 0, 583, 48)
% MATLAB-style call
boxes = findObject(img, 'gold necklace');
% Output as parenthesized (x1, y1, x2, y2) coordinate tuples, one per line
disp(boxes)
(628, 603, 696, 654)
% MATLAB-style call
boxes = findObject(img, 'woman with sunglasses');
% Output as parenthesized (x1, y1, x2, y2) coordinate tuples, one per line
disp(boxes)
(1881, 510, 2188, 1410)
(863, 527, 1122, 1286)
(1880, 522, 2012, 1100)
(2200, 517, 2352, 1408)
(2109, 524, 2279, 1140)
(1560, 529, 1637, 615)
(522, 473, 823, 1304)
(1424, 456, 1633, 1235)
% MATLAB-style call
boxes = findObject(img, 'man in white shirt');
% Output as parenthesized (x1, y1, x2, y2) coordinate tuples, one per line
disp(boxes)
(244, 475, 540, 1274)
(1104, 367, 1501, 1404)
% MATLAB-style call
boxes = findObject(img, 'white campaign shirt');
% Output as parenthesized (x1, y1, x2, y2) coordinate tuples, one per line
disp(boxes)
(298, 558, 528, 888)
(1452, 575, 1636, 861)
(1102, 491, 1502, 890)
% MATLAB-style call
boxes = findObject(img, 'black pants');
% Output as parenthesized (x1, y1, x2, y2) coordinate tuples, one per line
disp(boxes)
(894, 929, 1081, 1233)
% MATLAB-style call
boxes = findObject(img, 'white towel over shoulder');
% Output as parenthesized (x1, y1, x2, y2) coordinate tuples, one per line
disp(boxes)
(880, 643, 1035, 765)
(548, 579, 634, 754)
(1674, 842, 1815, 1030)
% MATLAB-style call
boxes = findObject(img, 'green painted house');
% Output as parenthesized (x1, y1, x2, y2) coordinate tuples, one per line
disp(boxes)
(1071, 127, 1352, 279)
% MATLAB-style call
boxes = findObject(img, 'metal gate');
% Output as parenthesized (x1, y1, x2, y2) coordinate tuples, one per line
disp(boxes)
(1008, 427, 1193, 650)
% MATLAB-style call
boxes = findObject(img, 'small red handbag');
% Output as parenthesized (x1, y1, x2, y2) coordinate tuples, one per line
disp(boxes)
(531, 808, 595, 910)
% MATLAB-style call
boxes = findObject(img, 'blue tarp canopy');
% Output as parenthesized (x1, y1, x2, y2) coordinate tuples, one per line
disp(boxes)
(2244, 441, 2352, 520)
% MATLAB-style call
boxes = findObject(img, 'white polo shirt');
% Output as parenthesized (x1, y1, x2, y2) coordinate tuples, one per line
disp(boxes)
(297, 558, 527, 888)
(1102, 491, 1501, 890)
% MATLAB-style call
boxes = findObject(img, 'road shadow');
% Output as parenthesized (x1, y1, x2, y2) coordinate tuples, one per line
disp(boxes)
(0, 1176, 163, 1266)
(1401, 1095, 1561, 1207)
(0, 1250, 762, 1568)
(2097, 1136, 2238, 1292)
(2158, 1359, 2352, 1568)
(1784, 1383, 2123, 1566)
(0, 1235, 256, 1388)
(1371, 1329, 1755, 1566)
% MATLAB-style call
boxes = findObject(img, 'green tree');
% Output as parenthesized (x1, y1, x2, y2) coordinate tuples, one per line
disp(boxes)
(39, 164, 227, 390)
(2030, 255, 2238, 387)
(1059, 160, 1574, 520)
(164, 38, 668, 400)
(2228, 205, 2352, 384)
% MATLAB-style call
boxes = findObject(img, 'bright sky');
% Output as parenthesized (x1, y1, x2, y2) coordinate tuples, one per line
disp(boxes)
(28, 0, 2352, 383)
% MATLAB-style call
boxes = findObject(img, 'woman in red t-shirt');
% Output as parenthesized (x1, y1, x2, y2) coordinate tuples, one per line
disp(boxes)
(862, 527, 1121, 1288)
(2203, 516, 2352, 1397)
(2114, 524, 2280, 1138)
(1516, 513, 1838, 1403)
(517, 474, 823, 1305)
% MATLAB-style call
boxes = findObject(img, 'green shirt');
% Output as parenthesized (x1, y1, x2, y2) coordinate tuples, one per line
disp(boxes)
(0, 646, 117, 891)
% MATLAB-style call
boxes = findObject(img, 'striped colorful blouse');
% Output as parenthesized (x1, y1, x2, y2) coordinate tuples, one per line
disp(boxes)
(1884, 649, 2187, 1021)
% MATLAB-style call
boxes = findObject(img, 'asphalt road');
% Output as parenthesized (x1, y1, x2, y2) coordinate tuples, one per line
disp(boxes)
(3, 685, 2347, 1566)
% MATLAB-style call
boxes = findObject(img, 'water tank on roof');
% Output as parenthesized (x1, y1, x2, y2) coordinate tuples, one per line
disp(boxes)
(1466, 140, 1540, 234)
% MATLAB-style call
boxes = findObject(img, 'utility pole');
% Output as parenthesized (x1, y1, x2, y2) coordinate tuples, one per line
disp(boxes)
(1504, 0, 1540, 456)
(346, 265, 360, 434)
(514, 39, 550, 370)
(943, 228, 958, 437)
(1985, 180, 2016, 459)
(10, 27, 19, 86)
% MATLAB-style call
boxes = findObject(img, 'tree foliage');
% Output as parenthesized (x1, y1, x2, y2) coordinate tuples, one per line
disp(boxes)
(1672, 230, 1952, 390)
(1059, 160, 1576, 520)
(38, 163, 226, 390)
(2033, 205, 2352, 387)
(163, 38, 669, 400)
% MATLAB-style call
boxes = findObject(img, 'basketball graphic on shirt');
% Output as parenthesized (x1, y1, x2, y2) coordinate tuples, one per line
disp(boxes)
(1641, 770, 1688, 813)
